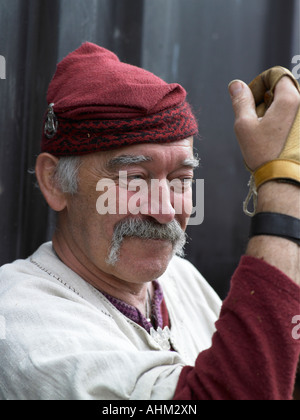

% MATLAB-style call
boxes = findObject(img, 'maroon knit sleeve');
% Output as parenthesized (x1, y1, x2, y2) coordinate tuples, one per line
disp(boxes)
(173, 256, 300, 400)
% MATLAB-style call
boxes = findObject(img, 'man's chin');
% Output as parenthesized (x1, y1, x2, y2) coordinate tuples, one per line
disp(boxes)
(107, 238, 175, 280)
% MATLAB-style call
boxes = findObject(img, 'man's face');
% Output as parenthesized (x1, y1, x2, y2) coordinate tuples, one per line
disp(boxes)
(62, 137, 196, 284)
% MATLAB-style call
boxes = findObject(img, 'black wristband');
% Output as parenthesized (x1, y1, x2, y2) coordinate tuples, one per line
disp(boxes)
(249, 212, 300, 246)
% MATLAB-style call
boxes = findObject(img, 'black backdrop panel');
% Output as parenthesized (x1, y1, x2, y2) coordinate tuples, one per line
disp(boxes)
(0, 0, 298, 299)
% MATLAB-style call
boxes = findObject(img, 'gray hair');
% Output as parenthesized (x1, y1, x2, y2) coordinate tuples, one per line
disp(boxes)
(53, 156, 82, 194)
(30, 156, 82, 195)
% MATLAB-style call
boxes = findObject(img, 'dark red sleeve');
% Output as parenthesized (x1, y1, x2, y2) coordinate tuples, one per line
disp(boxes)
(173, 256, 300, 400)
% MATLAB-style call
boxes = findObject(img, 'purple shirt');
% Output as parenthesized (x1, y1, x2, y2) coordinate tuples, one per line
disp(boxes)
(102, 280, 164, 333)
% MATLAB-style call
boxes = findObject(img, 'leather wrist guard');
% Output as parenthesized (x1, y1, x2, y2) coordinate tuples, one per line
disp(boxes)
(250, 212, 300, 246)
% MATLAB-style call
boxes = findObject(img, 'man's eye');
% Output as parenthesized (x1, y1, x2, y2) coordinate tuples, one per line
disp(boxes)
(169, 178, 194, 193)
(181, 178, 194, 187)
(128, 174, 144, 180)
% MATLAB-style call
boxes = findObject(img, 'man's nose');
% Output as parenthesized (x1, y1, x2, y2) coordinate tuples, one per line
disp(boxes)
(146, 179, 176, 225)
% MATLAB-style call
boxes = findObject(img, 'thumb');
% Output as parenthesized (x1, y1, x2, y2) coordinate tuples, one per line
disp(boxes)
(228, 80, 257, 121)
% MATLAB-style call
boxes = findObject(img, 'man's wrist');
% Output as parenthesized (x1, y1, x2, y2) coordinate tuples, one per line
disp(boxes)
(256, 181, 300, 218)
(246, 181, 300, 286)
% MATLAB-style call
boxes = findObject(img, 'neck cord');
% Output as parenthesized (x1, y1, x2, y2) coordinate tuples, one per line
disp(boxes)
(145, 288, 152, 322)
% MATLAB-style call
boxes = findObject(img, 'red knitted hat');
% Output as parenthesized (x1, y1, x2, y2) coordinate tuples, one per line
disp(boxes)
(41, 42, 198, 156)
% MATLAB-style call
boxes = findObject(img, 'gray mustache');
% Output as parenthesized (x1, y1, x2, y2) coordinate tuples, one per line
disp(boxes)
(113, 218, 185, 243)
(106, 218, 187, 266)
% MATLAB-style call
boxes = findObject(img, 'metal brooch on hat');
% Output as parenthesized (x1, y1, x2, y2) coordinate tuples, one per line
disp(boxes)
(44, 103, 58, 139)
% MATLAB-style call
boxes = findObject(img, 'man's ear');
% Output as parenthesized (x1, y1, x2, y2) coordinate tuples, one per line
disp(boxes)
(35, 153, 67, 211)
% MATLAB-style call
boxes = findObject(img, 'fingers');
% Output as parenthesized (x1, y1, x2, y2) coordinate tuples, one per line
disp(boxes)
(270, 76, 300, 123)
(227, 73, 300, 171)
(228, 80, 257, 122)
(228, 76, 300, 131)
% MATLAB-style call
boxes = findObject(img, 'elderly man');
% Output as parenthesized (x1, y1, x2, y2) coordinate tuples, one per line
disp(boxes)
(0, 42, 299, 400)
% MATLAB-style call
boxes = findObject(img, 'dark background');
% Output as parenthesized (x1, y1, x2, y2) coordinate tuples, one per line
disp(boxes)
(0, 0, 299, 300)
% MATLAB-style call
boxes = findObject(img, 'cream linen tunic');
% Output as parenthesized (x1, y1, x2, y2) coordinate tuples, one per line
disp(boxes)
(0, 242, 221, 400)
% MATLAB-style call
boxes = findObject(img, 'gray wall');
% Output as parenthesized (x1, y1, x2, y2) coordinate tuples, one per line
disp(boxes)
(0, 0, 299, 299)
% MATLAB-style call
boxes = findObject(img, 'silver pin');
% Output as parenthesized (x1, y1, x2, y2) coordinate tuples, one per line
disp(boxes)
(44, 103, 58, 139)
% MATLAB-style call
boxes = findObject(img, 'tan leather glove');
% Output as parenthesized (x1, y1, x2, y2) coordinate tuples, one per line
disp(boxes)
(248, 66, 300, 189)
(243, 66, 300, 216)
